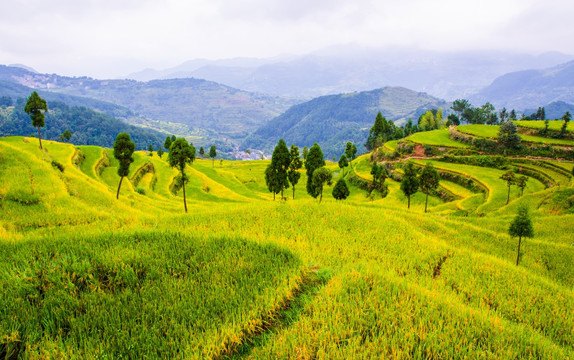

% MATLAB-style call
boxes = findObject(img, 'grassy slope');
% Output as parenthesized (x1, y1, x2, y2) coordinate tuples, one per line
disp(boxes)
(515, 120, 574, 132)
(1, 136, 573, 359)
(458, 124, 574, 146)
(407, 129, 469, 148)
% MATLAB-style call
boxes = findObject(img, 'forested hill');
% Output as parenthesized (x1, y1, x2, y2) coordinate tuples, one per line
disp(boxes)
(0, 65, 300, 144)
(241, 87, 449, 158)
(0, 99, 165, 150)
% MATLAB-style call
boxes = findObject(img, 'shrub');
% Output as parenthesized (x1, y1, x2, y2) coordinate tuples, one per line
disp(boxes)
(51, 160, 65, 172)
(135, 187, 146, 195)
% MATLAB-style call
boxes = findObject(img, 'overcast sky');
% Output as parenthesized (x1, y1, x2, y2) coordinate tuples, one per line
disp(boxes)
(1, 0, 573, 78)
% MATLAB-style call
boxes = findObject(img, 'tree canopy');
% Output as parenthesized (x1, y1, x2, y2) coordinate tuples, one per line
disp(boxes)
(288, 144, 302, 199)
(400, 160, 419, 209)
(168, 138, 196, 213)
(312, 167, 332, 203)
(419, 162, 440, 213)
(24, 91, 48, 149)
(305, 143, 325, 198)
(113, 132, 135, 199)
(509, 206, 534, 266)
(332, 178, 350, 200)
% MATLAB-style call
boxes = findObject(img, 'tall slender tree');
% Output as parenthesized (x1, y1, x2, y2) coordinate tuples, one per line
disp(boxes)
(345, 142, 357, 168)
(270, 139, 290, 199)
(312, 167, 332, 203)
(509, 206, 534, 266)
(516, 176, 528, 197)
(305, 143, 325, 198)
(199, 146, 205, 158)
(168, 138, 196, 213)
(560, 111, 571, 137)
(420, 162, 440, 213)
(338, 154, 349, 176)
(265, 165, 280, 200)
(24, 91, 48, 150)
(500, 171, 516, 205)
(400, 160, 419, 209)
(288, 144, 302, 199)
(164, 136, 172, 151)
(113, 133, 135, 199)
(209, 145, 217, 167)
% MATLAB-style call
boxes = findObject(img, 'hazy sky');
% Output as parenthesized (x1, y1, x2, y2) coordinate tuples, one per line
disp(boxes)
(1, 0, 573, 78)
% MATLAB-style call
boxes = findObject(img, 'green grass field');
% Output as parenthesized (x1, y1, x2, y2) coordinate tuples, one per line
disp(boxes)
(515, 120, 574, 133)
(458, 124, 574, 146)
(1, 136, 573, 359)
(407, 129, 469, 148)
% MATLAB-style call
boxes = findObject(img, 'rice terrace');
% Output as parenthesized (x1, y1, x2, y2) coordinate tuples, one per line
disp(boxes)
(1, 91, 574, 359)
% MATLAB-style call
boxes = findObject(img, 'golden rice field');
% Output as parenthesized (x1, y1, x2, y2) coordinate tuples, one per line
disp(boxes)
(1, 135, 573, 359)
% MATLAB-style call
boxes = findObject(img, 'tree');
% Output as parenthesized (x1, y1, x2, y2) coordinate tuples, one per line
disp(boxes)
(338, 154, 349, 176)
(498, 121, 521, 150)
(345, 142, 357, 168)
(447, 114, 460, 126)
(270, 139, 290, 199)
(209, 145, 217, 167)
(265, 164, 280, 200)
(499, 108, 508, 123)
(419, 110, 435, 131)
(366, 112, 387, 151)
(157, 146, 164, 158)
(113, 133, 135, 200)
(148, 144, 154, 156)
(288, 144, 302, 199)
(509, 109, 517, 120)
(168, 138, 196, 213)
(171, 135, 176, 142)
(305, 143, 325, 198)
(516, 175, 528, 197)
(500, 171, 516, 205)
(509, 206, 534, 266)
(302, 146, 309, 161)
(199, 146, 205, 158)
(312, 167, 332, 203)
(24, 91, 48, 150)
(371, 162, 387, 188)
(400, 160, 419, 209)
(560, 111, 571, 137)
(419, 162, 440, 213)
(451, 99, 470, 123)
(59, 129, 72, 142)
(332, 178, 350, 200)
(164, 136, 173, 151)
(0, 95, 12, 107)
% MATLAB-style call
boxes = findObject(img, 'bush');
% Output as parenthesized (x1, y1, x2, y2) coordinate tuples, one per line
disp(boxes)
(135, 187, 146, 195)
(51, 160, 65, 172)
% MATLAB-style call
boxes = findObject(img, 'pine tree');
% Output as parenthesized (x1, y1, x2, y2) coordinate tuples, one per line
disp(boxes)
(199, 146, 205, 158)
(509, 206, 534, 266)
(288, 144, 302, 199)
(498, 121, 522, 150)
(338, 154, 349, 176)
(305, 143, 325, 198)
(500, 171, 516, 204)
(157, 146, 164, 158)
(270, 139, 291, 199)
(332, 178, 350, 200)
(312, 167, 332, 203)
(164, 136, 172, 151)
(209, 145, 217, 167)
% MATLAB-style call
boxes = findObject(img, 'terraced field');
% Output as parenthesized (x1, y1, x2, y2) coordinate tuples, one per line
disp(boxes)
(458, 124, 574, 146)
(407, 129, 469, 148)
(1, 135, 573, 359)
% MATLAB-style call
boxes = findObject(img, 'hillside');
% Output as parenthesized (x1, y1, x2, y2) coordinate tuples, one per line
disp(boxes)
(242, 87, 449, 157)
(0, 135, 573, 358)
(0, 64, 300, 148)
(0, 100, 165, 149)
(471, 60, 574, 110)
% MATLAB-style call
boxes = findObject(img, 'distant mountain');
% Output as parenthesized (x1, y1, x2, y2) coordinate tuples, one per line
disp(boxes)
(470, 61, 574, 110)
(126, 46, 574, 100)
(523, 101, 574, 120)
(0, 99, 165, 150)
(241, 87, 449, 158)
(0, 65, 299, 149)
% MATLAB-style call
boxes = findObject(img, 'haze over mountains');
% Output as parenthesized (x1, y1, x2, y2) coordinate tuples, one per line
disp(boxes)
(126, 46, 574, 100)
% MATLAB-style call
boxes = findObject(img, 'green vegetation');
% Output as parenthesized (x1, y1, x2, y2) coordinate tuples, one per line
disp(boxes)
(458, 124, 574, 146)
(113, 133, 135, 200)
(24, 91, 48, 150)
(515, 120, 574, 133)
(408, 129, 469, 148)
(1, 135, 573, 359)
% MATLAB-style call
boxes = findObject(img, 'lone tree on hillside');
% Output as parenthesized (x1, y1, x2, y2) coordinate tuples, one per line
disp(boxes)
(516, 175, 528, 197)
(498, 121, 521, 150)
(25, 91, 48, 150)
(270, 139, 290, 199)
(500, 171, 516, 205)
(209, 145, 217, 167)
(560, 111, 571, 137)
(400, 160, 419, 209)
(168, 138, 196, 213)
(338, 154, 349, 176)
(164, 136, 173, 151)
(148, 144, 154, 156)
(345, 141, 357, 168)
(312, 167, 332, 203)
(59, 129, 72, 143)
(419, 162, 440, 213)
(113, 133, 135, 200)
(288, 144, 302, 199)
(199, 146, 205, 158)
(305, 143, 325, 198)
(157, 146, 164, 158)
(509, 206, 534, 266)
(332, 178, 350, 200)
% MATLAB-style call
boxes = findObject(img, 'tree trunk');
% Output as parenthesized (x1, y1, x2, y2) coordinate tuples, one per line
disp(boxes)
(506, 185, 511, 204)
(292, 185, 295, 200)
(516, 236, 522, 266)
(520, 187, 524, 197)
(273, 192, 275, 201)
(281, 188, 284, 201)
(212, 158, 214, 168)
(319, 188, 323, 203)
(116, 176, 123, 199)
(424, 191, 429, 213)
(182, 176, 188, 213)
(408, 195, 411, 209)
(37, 126, 43, 150)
